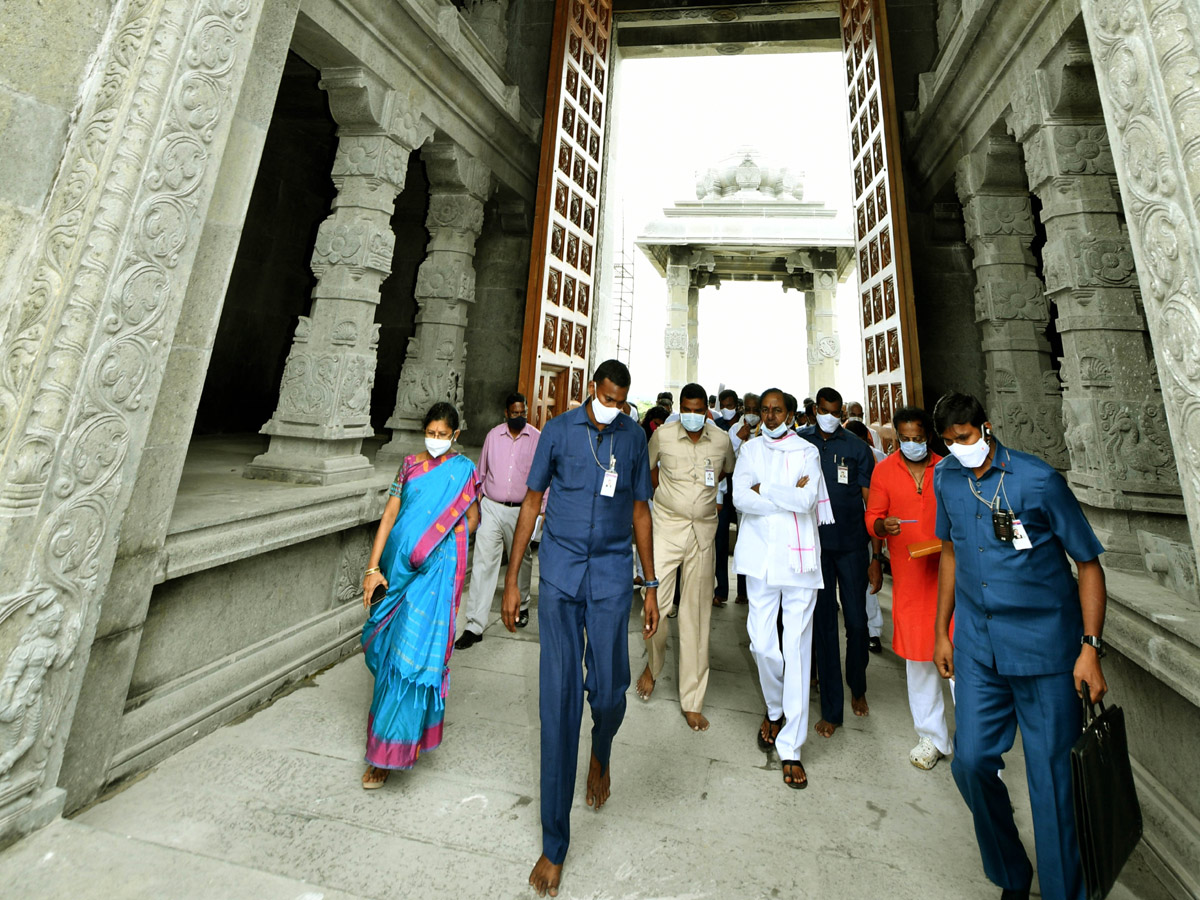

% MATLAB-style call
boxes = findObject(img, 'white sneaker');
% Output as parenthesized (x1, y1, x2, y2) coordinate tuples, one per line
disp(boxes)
(909, 737, 944, 770)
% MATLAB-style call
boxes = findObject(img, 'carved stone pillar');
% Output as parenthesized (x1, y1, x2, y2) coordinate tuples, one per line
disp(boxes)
(955, 134, 1067, 468)
(1010, 40, 1184, 568)
(686, 283, 700, 384)
(788, 250, 838, 393)
(1082, 0, 1200, 583)
(663, 247, 691, 401)
(376, 141, 492, 466)
(246, 70, 434, 485)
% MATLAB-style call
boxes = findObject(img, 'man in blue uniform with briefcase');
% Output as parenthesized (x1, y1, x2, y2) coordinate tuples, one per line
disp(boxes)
(931, 393, 1108, 900)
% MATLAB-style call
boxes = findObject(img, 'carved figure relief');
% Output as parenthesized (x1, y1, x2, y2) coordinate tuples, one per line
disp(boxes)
(0, 598, 80, 779)
(1098, 400, 1177, 484)
(277, 353, 338, 420)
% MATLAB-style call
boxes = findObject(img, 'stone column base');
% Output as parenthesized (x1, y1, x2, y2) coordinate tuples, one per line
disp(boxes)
(0, 785, 65, 849)
(244, 437, 372, 485)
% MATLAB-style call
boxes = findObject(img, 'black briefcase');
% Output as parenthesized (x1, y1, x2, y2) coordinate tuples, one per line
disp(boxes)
(1071, 683, 1142, 899)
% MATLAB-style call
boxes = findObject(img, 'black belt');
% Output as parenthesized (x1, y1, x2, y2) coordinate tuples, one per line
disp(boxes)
(487, 497, 522, 507)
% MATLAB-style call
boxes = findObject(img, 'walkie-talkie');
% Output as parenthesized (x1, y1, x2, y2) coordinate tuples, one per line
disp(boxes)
(992, 508, 1015, 542)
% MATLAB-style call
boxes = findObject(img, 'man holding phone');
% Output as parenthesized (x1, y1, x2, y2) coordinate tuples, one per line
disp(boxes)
(932, 392, 1107, 900)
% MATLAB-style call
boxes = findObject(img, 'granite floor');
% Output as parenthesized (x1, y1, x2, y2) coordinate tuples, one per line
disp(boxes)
(0, 569, 1171, 900)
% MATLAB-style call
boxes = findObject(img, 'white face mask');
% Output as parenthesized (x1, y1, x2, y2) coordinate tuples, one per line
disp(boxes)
(591, 397, 620, 425)
(899, 440, 928, 462)
(763, 421, 790, 439)
(680, 412, 706, 433)
(816, 412, 841, 433)
(425, 437, 452, 458)
(948, 434, 990, 468)
(848, 415, 864, 423)
(744, 413, 761, 427)
(720, 407, 736, 420)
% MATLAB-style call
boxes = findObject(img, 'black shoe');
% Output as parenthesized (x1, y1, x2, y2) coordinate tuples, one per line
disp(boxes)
(454, 630, 482, 650)
(868, 636, 882, 654)
(516, 609, 529, 628)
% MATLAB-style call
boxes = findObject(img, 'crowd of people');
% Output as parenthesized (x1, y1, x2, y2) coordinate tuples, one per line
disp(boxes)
(356, 359, 1109, 900)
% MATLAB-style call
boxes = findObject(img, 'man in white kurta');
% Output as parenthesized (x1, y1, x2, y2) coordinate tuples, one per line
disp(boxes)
(733, 389, 832, 787)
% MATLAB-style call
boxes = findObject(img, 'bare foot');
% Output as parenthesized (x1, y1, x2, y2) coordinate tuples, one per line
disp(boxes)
(635, 665, 655, 701)
(529, 855, 563, 897)
(782, 760, 808, 788)
(361, 765, 389, 789)
(585, 753, 611, 809)
(851, 694, 870, 717)
(815, 719, 838, 738)
(683, 711, 709, 731)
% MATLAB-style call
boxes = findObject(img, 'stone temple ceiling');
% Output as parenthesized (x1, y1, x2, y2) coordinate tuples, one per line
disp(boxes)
(613, 0, 841, 56)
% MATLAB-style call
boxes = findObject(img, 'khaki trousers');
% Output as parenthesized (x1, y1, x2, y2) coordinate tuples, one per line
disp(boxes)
(646, 512, 716, 713)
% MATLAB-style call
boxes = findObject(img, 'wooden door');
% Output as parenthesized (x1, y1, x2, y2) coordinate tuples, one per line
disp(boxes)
(840, 0, 922, 424)
(519, 0, 613, 428)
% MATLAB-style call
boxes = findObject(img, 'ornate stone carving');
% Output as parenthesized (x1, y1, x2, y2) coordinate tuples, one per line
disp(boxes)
(687, 337, 699, 361)
(0, 596, 79, 779)
(335, 528, 374, 606)
(664, 326, 688, 354)
(0, 0, 258, 828)
(974, 278, 1049, 321)
(1098, 399, 1177, 484)
(964, 195, 1034, 239)
(996, 399, 1069, 468)
(1064, 402, 1102, 473)
(1138, 530, 1198, 599)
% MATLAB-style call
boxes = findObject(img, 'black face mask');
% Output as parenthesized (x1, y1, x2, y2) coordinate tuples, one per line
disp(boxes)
(507, 416, 527, 432)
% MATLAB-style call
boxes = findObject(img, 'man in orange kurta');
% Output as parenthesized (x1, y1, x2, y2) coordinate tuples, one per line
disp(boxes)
(864, 406, 952, 770)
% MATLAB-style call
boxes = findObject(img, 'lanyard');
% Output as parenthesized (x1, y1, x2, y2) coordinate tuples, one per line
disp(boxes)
(587, 427, 616, 472)
(968, 470, 1012, 512)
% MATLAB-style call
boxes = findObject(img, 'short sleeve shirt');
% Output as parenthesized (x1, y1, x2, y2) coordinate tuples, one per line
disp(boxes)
(647, 420, 737, 525)
(799, 425, 875, 550)
(526, 404, 653, 598)
(934, 441, 1105, 676)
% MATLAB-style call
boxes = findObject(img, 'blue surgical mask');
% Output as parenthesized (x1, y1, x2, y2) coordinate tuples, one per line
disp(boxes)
(899, 440, 927, 462)
(680, 412, 706, 433)
(763, 422, 789, 439)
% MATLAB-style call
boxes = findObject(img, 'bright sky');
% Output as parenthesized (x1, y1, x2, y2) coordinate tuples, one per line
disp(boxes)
(606, 51, 864, 409)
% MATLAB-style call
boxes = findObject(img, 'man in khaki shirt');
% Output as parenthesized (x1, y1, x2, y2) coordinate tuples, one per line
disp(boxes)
(636, 382, 737, 730)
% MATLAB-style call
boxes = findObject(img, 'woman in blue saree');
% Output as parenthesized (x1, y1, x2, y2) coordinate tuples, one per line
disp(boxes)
(360, 402, 480, 788)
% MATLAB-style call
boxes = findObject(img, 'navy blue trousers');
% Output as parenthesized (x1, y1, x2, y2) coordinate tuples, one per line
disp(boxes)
(952, 650, 1084, 900)
(715, 499, 734, 598)
(813, 546, 870, 725)
(538, 578, 631, 865)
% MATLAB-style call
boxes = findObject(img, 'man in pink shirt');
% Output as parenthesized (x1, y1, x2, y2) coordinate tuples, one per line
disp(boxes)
(456, 392, 541, 648)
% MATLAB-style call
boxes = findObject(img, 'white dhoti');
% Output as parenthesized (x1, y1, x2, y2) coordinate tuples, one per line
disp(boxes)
(463, 497, 532, 635)
(906, 659, 952, 755)
(746, 576, 817, 761)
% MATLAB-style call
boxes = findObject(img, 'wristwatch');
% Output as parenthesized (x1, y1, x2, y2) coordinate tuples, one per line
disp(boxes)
(871, 553, 884, 561)
(1080, 635, 1106, 657)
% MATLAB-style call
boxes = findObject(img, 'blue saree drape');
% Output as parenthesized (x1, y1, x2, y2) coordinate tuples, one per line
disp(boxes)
(362, 452, 478, 769)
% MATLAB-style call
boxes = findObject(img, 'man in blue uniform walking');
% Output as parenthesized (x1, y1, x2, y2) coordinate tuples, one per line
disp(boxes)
(932, 392, 1108, 900)
(501, 359, 658, 898)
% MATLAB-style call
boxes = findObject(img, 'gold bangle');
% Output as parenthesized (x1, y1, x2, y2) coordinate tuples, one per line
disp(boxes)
(364, 566, 380, 576)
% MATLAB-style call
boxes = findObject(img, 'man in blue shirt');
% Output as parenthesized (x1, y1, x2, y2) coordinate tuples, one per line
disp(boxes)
(932, 392, 1107, 900)
(501, 359, 658, 899)
(800, 386, 882, 736)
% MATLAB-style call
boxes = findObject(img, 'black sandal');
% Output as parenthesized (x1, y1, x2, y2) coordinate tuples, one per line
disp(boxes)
(782, 759, 808, 790)
(756, 714, 784, 751)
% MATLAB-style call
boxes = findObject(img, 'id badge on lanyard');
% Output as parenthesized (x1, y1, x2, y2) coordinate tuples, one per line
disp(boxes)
(704, 459, 715, 488)
(837, 457, 849, 485)
(601, 456, 618, 497)
(1011, 519, 1032, 551)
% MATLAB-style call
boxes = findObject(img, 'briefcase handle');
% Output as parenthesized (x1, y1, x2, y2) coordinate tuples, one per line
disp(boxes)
(1078, 680, 1107, 727)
